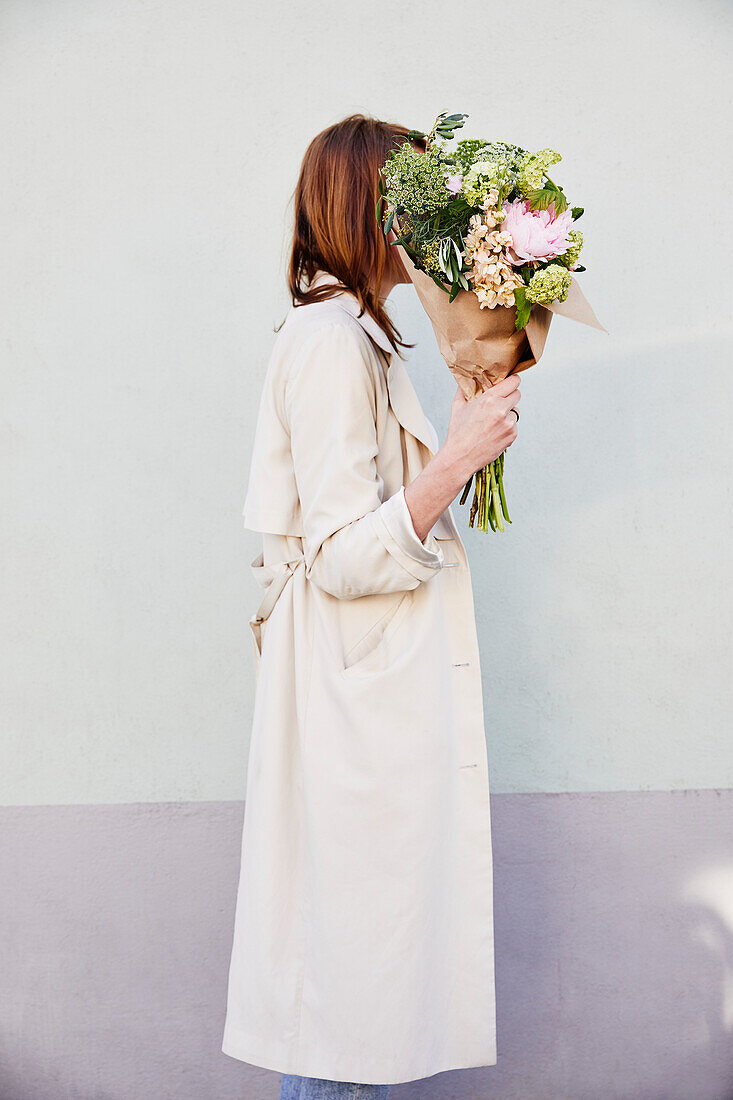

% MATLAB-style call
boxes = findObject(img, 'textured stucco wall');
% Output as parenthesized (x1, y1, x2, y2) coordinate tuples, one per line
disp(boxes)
(2, 0, 731, 805)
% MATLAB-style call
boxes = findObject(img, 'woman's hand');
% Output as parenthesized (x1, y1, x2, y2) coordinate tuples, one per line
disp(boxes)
(442, 376, 520, 483)
(403, 375, 521, 543)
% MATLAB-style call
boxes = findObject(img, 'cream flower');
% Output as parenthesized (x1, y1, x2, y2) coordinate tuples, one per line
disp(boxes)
(463, 198, 524, 310)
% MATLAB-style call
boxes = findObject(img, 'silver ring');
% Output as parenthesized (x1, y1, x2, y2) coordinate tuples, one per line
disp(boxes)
(511, 408, 519, 423)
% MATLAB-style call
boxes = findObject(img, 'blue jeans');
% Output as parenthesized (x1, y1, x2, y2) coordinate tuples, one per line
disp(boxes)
(278, 1074, 390, 1099)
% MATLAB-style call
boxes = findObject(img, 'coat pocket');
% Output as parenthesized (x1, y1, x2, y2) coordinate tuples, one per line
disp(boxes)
(341, 589, 414, 676)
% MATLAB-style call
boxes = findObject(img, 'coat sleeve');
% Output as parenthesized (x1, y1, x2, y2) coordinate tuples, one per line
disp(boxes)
(284, 321, 445, 600)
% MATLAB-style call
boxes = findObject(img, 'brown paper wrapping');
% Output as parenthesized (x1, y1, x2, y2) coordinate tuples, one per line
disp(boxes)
(394, 242, 606, 399)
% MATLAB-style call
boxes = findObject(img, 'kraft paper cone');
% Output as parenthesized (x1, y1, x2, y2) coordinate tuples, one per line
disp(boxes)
(545, 277, 607, 331)
(395, 242, 605, 399)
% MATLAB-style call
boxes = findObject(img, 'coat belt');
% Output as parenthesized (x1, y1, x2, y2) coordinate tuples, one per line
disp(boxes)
(250, 551, 305, 625)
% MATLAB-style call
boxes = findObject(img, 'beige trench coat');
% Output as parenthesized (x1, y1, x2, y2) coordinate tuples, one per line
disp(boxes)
(222, 273, 496, 1085)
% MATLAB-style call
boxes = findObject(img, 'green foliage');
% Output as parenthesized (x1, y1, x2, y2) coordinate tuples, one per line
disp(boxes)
(375, 114, 587, 307)
(513, 287, 531, 331)
(463, 160, 515, 207)
(406, 196, 473, 278)
(556, 229, 584, 269)
(516, 148, 562, 192)
(419, 237, 443, 278)
(382, 142, 450, 217)
(526, 263, 572, 305)
(451, 139, 490, 174)
(437, 235, 471, 297)
(426, 112, 468, 146)
(526, 183, 568, 213)
(480, 141, 528, 171)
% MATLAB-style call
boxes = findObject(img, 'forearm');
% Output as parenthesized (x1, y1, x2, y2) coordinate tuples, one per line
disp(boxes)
(403, 444, 471, 543)
(305, 486, 445, 599)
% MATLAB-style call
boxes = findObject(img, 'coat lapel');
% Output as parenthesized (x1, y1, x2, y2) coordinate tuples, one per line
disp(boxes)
(309, 271, 438, 455)
(383, 353, 439, 456)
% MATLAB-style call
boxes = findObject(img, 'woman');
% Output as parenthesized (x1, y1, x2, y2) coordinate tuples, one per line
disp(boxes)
(222, 115, 521, 1099)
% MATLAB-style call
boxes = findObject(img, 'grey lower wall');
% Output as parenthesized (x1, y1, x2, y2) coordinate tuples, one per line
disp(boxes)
(1, 791, 731, 1100)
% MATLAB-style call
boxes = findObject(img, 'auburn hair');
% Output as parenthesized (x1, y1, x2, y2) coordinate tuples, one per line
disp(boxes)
(287, 114, 425, 354)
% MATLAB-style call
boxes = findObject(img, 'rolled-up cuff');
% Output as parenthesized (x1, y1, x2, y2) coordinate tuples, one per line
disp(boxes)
(371, 485, 444, 582)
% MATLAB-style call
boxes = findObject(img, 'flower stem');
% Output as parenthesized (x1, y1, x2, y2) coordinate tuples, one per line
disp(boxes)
(496, 452, 511, 523)
(483, 468, 492, 532)
(488, 460, 504, 531)
(469, 470, 479, 528)
(459, 453, 512, 534)
(476, 467, 485, 530)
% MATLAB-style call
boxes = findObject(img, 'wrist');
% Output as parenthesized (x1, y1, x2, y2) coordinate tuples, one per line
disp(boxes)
(432, 442, 473, 496)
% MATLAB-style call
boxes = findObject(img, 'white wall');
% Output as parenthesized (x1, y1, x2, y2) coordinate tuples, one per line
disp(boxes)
(2, 0, 731, 805)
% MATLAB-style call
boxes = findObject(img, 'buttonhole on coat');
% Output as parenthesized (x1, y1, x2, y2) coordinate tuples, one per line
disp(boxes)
(460, 763, 478, 769)
(452, 662, 470, 667)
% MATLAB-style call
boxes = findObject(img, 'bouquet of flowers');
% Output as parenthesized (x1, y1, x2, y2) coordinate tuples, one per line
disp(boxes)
(377, 111, 605, 532)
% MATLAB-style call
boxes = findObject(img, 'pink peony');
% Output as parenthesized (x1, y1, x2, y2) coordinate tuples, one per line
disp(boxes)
(501, 199, 574, 265)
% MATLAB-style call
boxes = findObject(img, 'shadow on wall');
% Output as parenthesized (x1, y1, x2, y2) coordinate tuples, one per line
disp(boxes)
(682, 863, 733, 1043)
(1, 793, 733, 1100)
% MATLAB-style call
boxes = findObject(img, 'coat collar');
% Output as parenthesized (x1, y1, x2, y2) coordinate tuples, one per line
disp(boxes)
(308, 271, 437, 455)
